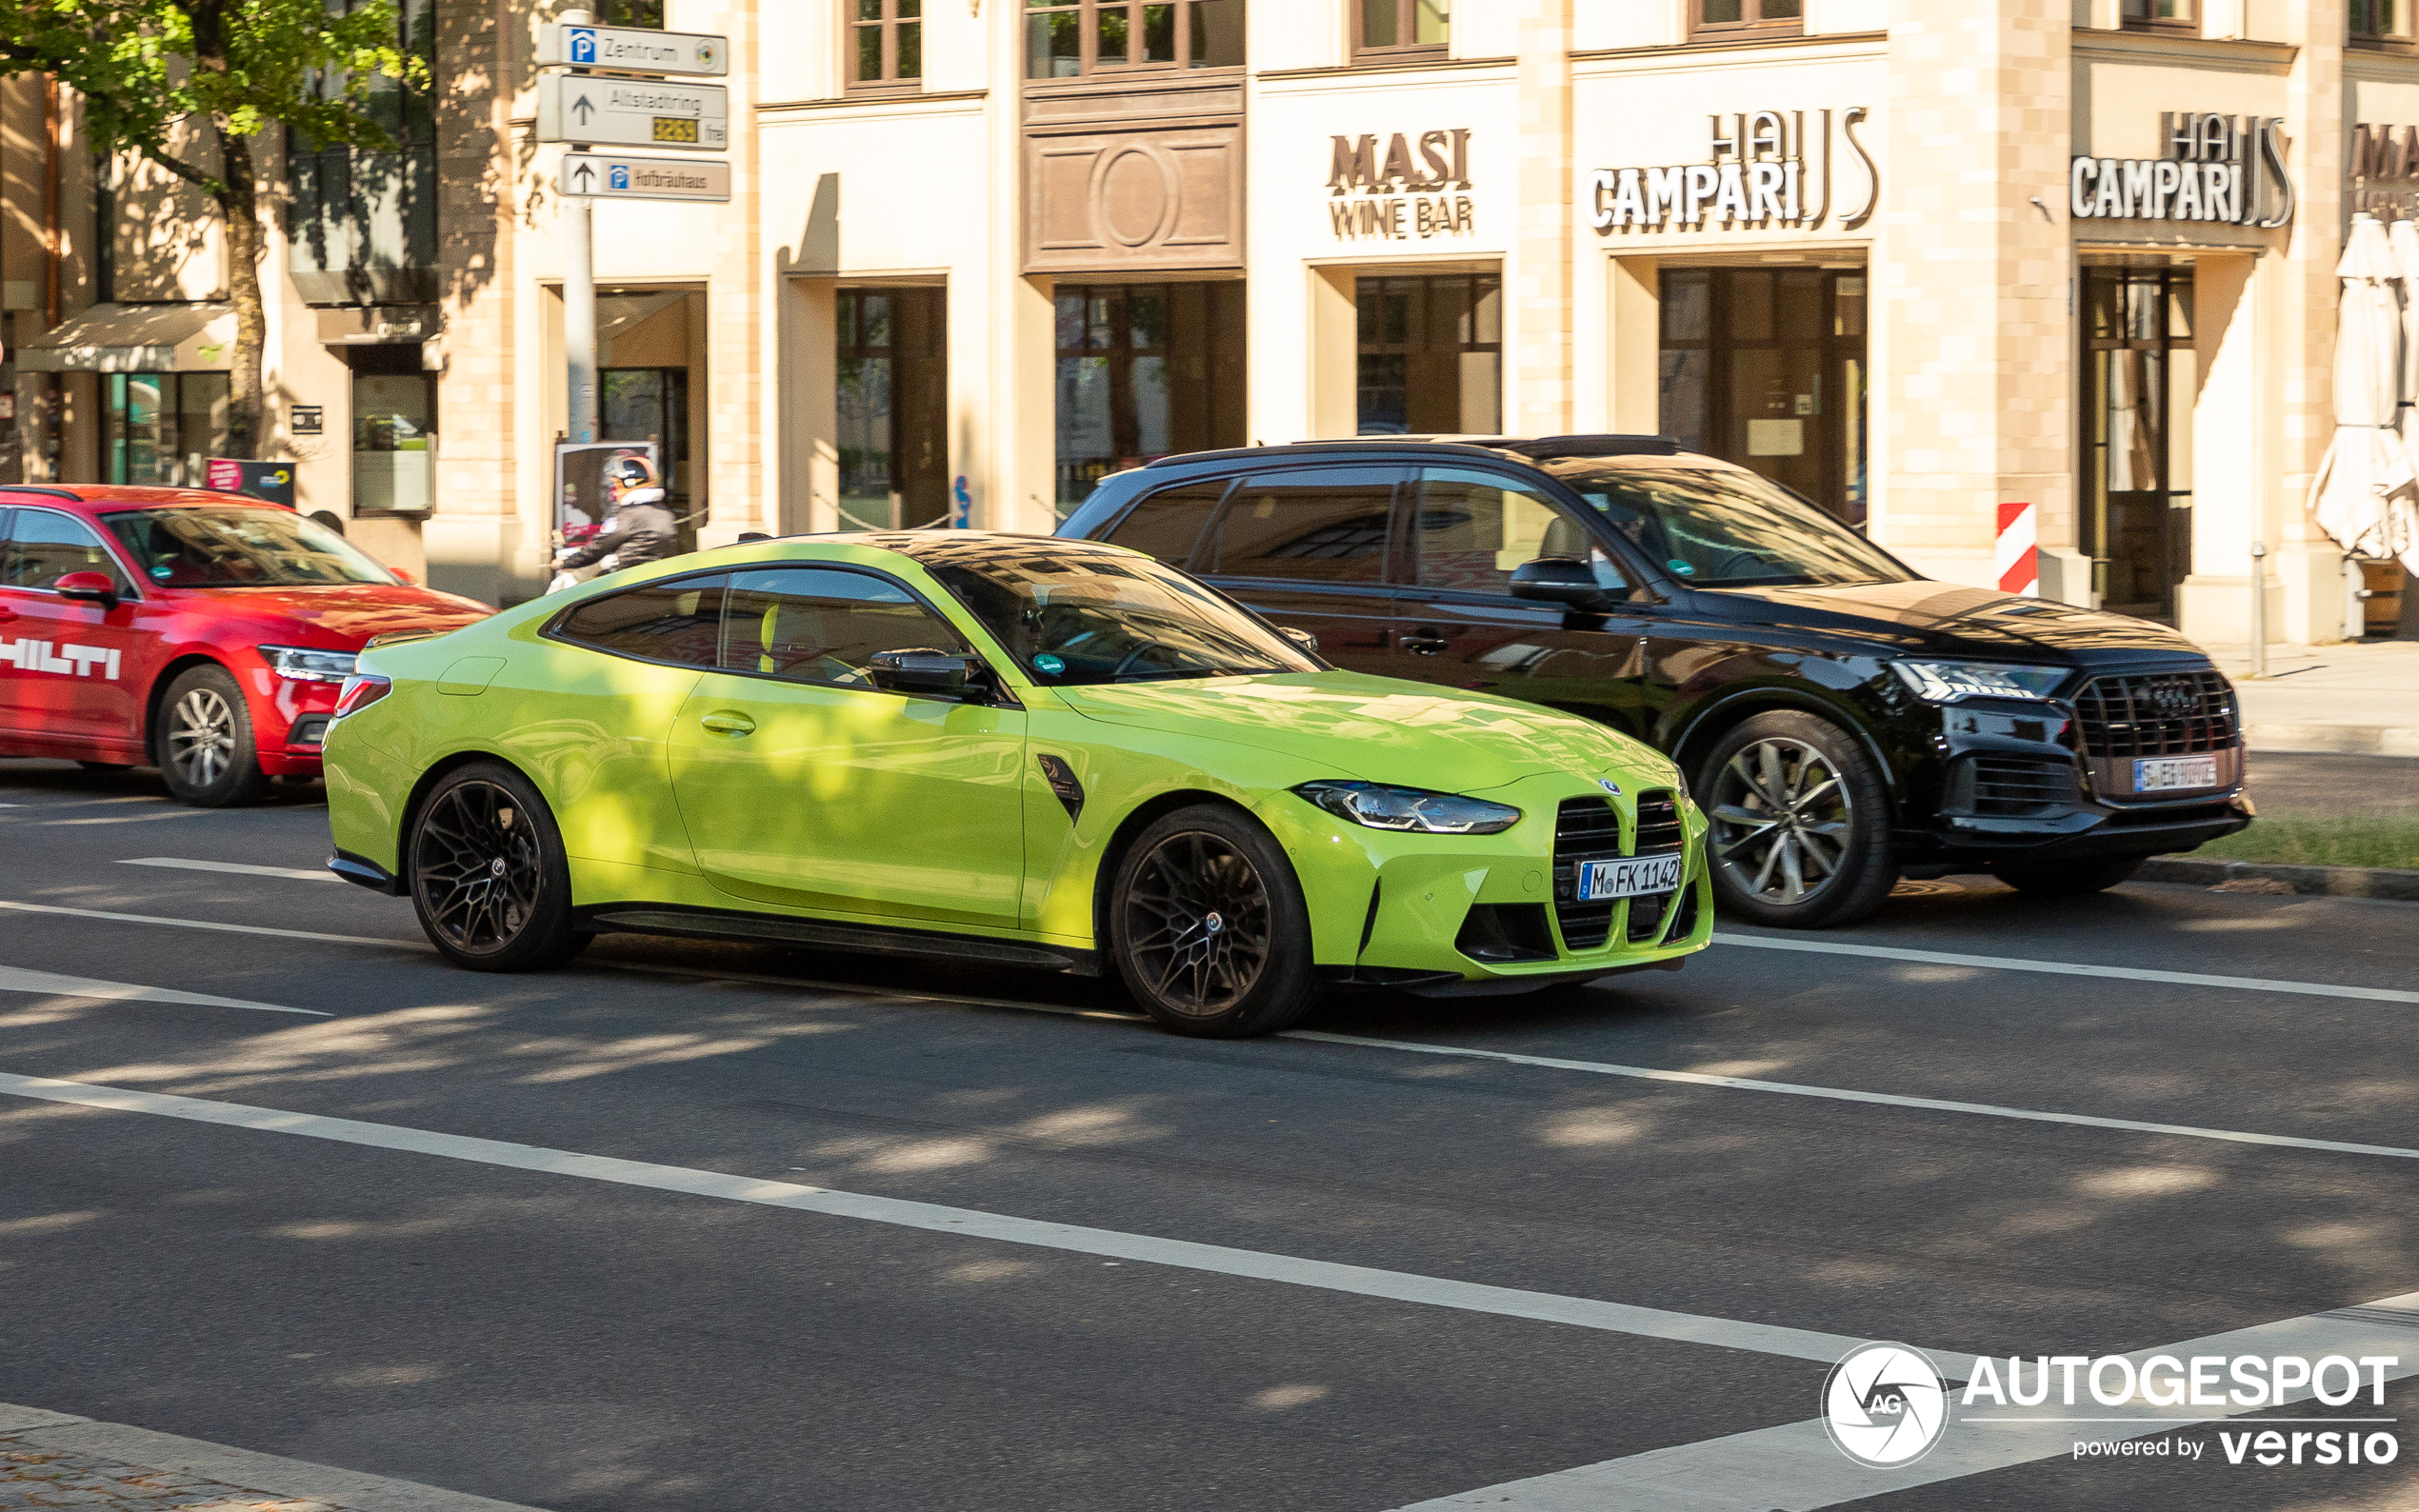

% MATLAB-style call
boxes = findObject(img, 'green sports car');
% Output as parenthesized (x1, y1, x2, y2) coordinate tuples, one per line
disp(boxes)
(323, 533, 1709, 1036)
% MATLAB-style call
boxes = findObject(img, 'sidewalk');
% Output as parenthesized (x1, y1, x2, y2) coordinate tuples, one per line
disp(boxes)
(2202, 639, 2419, 756)
(0, 1405, 538, 1512)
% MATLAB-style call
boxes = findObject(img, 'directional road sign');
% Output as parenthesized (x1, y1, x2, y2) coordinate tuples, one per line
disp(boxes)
(536, 23, 727, 76)
(558, 152, 731, 203)
(536, 73, 728, 151)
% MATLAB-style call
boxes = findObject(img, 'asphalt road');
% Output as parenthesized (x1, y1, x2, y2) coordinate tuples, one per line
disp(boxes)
(4, 754, 2417, 1511)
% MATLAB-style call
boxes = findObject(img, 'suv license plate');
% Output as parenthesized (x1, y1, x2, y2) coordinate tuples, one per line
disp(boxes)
(2133, 755, 2218, 792)
(1577, 854, 1686, 902)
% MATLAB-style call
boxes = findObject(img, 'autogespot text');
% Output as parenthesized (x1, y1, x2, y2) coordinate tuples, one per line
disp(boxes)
(1959, 1353, 2400, 1469)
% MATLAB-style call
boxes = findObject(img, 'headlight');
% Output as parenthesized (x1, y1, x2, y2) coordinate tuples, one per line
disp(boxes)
(1294, 781, 1522, 835)
(259, 645, 360, 684)
(1889, 660, 2067, 704)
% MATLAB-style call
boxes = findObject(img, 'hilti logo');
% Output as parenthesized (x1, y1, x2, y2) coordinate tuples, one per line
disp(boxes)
(0, 638, 121, 679)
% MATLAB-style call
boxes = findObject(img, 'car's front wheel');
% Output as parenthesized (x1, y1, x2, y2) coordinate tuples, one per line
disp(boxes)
(1110, 804, 1318, 1037)
(157, 665, 271, 806)
(409, 762, 590, 972)
(1699, 710, 1897, 929)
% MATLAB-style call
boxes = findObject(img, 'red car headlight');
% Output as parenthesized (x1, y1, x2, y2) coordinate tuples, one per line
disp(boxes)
(332, 674, 392, 719)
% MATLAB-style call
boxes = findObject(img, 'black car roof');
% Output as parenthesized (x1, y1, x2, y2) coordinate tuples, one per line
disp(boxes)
(1138, 433, 1683, 470)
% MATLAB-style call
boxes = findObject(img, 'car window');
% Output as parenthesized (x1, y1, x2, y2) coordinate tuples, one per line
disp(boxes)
(1543, 462, 1915, 588)
(1409, 468, 1625, 597)
(4, 508, 134, 594)
(1201, 467, 1398, 584)
(716, 567, 970, 688)
(550, 573, 728, 667)
(1101, 479, 1229, 566)
(102, 507, 394, 587)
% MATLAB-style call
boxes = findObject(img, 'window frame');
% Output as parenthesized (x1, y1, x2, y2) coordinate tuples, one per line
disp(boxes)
(1192, 463, 1407, 587)
(2352, 0, 2417, 48)
(1352, 0, 1448, 62)
(2119, 0, 2198, 33)
(847, 0, 924, 92)
(1024, 0, 1245, 82)
(713, 563, 979, 695)
(1402, 466, 1620, 604)
(1, 506, 143, 599)
(542, 569, 732, 672)
(1686, 0, 1802, 42)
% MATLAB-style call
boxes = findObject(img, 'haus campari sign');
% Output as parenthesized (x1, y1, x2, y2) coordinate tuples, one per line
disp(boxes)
(2069, 112, 2294, 228)
(1588, 109, 1878, 233)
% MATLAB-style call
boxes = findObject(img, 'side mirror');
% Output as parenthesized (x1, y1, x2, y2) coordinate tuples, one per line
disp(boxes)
(54, 571, 121, 608)
(868, 647, 989, 700)
(1280, 626, 1319, 654)
(1509, 557, 1610, 612)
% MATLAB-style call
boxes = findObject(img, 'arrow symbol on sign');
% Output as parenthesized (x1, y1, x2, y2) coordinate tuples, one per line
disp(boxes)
(572, 161, 595, 191)
(571, 93, 595, 126)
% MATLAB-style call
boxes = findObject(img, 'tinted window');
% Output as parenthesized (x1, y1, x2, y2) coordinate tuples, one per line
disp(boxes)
(552, 573, 727, 666)
(1101, 479, 1229, 566)
(102, 507, 394, 587)
(1409, 468, 1623, 596)
(1544, 462, 1914, 588)
(718, 567, 969, 687)
(1202, 466, 1397, 584)
(5, 509, 133, 593)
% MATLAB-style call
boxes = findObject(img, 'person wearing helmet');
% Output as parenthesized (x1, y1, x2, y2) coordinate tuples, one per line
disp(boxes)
(556, 455, 677, 575)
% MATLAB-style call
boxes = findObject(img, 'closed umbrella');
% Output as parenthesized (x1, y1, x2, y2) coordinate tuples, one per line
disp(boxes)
(2387, 217, 2419, 573)
(2309, 214, 2417, 567)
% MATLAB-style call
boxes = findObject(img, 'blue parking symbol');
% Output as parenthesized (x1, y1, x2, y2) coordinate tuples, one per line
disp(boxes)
(610, 165, 630, 190)
(568, 26, 597, 63)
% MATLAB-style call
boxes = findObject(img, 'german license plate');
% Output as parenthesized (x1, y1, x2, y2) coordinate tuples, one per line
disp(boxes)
(1577, 853, 1686, 902)
(2133, 755, 2218, 792)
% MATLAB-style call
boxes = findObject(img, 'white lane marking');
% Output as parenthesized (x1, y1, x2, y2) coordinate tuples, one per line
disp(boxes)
(42, 809, 209, 826)
(1392, 1293, 2419, 1510)
(1713, 930, 2419, 1005)
(118, 857, 335, 883)
(0, 1070, 1951, 1372)
(1289, 1031, 2419, 1163)
(0, 966, 327, 1017)
(0, 899, 404, 948)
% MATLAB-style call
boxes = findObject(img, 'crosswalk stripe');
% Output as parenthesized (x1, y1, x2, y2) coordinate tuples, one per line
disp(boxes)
(0, 965, 326, 1016)
(118, 857, 335, 883)
(1711, 931, 2419, 1005)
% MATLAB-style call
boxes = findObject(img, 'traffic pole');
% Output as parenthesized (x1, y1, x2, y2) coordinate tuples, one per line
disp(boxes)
(566, 191, 597, 445)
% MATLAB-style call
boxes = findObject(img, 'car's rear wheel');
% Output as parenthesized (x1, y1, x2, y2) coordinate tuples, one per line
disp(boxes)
(1700, 711, 1897, 929)
(1110, 804, 1318, 1038)
(409, 762, 589, 972)
(1990, 855, 2144, 896)
(157, 665, 271, 807)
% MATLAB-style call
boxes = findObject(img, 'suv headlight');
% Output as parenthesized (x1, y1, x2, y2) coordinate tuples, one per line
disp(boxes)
(259, 645, 359, 684)
(1889, 660, 2068, 704)
(1294, 781, 1522, 835)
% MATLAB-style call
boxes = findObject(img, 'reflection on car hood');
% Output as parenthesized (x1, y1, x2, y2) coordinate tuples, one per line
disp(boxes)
(1710, 580, 2208, 660)
(168, 583, 493, 644)
(1056, 671, 1663, 790)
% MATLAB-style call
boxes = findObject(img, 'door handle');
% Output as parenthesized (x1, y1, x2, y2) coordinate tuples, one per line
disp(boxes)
(1400, 629, 1449, 656)
(699, 710, 756, 736)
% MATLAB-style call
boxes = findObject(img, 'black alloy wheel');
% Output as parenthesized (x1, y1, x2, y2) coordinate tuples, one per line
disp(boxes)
(156, 664, 271, 806)
(409, 763, 589, 971)
(1700, 710, 1897, 929)
(1110, 804, 1317, 1037)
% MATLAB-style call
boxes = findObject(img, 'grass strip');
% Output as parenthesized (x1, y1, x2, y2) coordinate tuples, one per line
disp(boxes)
(2196, 816, 2419, 871)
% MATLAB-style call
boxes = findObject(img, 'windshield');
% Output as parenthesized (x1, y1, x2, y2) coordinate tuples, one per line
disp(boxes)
(916, 541, 1318, 686)
(1542, 463, 1916, 589)
(102, 507, 398, 588)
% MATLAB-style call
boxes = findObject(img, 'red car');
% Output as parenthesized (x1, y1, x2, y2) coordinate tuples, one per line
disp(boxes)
(0, 485, 490, 806)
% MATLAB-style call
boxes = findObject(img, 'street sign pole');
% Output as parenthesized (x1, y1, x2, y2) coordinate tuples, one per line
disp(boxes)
(561, 10, 599, 448)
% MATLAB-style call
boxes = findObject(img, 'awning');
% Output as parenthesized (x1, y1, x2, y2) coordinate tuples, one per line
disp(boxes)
(14, 302, 235, 372)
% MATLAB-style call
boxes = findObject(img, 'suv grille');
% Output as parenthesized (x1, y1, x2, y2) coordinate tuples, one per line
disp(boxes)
(1551, 798, 1624, 951)
(1967, 755, 2079, 816)
(2074, 670, 2238, 757)
(1627, 790, 1684, 942)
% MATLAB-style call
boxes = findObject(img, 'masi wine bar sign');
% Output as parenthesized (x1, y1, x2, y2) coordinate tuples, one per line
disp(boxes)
(1327, 129, 1475, 241)
(2069, 113, 2294, 227)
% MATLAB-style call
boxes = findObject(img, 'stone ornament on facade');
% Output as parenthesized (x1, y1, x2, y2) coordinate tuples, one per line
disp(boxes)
(1586, 108, 1876, 234)
(2069, 113, 2294, 229)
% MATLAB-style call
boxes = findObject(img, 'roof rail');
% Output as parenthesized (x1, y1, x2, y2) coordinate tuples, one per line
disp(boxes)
(1142, 440, 1514, 468)
(0, 485, 84, 502)
(1494, 434, 1682, 460)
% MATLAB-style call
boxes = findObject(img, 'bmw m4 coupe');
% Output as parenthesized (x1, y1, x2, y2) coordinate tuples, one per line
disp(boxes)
(324, 533, 1709, 1036)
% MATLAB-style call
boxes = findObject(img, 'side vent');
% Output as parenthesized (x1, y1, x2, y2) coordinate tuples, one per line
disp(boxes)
(1035, 754, 1085, 822)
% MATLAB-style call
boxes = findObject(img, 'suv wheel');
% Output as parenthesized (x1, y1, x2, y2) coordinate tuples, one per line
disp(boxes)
(1699, 711, 1896, 929)
(1110, 804, 1319, 1038)
(1990, 855, 2144, 896)
(157, 665, 271, 806)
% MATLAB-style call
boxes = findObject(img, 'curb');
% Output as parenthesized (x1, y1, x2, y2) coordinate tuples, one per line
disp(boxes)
(2245, 723, 2419, 757)
(2139, 856, 2419, 901)
(0, 1402, 548, 1512)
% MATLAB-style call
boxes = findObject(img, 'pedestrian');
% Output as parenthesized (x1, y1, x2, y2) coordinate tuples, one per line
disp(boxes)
(550, 455, 677, 590)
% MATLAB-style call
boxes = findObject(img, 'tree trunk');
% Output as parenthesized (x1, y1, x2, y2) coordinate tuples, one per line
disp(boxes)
(215, 125, 265, 460)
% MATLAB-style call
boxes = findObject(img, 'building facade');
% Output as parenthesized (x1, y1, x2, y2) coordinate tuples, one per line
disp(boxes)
(3, 0, 2408, 647)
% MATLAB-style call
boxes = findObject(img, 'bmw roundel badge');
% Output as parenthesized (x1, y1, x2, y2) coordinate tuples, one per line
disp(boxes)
(1598, 779, 1623, 797)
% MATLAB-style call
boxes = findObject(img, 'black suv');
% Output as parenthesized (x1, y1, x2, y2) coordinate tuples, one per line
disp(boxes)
(1057, 435, 2252, 928)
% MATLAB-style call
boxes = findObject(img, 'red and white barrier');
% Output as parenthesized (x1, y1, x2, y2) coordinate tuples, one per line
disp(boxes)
(1995, 500, 2038, 598)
